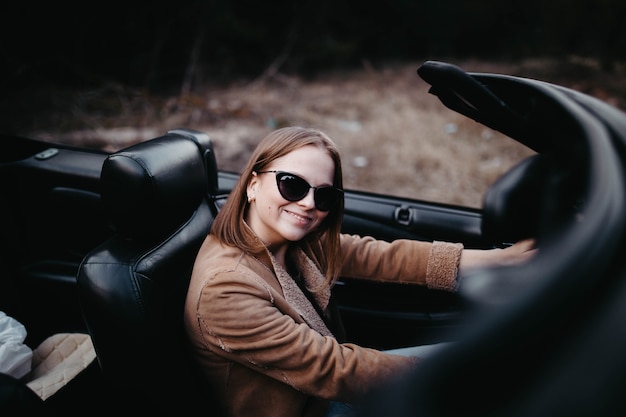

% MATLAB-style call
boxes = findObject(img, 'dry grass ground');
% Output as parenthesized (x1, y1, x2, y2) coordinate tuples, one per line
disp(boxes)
(28, 57, 626, 207)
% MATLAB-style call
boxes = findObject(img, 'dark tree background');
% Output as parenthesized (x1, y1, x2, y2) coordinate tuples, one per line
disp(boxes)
(3, 0, 625, 90)
(1, 0, 625, 135)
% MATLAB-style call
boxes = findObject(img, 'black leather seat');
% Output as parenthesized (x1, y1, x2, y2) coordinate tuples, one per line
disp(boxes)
(0, 373, 48, 417)
(77, 129, 220, 415)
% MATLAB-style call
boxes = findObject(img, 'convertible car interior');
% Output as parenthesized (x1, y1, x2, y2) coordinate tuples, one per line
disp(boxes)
(2, 60, 626, 415)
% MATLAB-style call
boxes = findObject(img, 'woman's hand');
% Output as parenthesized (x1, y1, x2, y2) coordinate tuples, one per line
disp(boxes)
(459, 238, 537, 273)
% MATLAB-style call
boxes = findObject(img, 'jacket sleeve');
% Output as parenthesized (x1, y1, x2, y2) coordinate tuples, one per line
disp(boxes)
(339, 234, 463, 291)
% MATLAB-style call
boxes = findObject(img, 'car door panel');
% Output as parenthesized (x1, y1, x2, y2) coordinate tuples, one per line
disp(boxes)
(343, 192, 483, 243)
(1, 137, 111, 345)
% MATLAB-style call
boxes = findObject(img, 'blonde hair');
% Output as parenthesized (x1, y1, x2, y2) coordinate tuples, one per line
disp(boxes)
(210, 126, 345, 288)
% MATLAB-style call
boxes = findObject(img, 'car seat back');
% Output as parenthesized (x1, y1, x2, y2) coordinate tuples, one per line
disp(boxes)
(77, 129, 219, 415)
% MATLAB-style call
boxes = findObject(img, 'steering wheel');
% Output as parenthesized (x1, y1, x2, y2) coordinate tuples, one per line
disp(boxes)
(481, 151, 586, 245)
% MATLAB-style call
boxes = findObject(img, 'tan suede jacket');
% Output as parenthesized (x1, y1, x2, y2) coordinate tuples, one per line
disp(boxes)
(184, 233, 463, 417)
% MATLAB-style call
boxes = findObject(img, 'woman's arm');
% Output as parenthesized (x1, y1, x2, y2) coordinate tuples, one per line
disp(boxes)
(459, 238, 536, 273)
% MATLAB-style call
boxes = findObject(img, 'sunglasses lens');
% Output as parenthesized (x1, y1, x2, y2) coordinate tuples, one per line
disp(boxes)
(277, 173, 309, 201)
(313, 188, 340, 211)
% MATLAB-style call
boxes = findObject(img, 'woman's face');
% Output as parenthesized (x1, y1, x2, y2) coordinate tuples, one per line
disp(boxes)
(246, 145, 334, 250)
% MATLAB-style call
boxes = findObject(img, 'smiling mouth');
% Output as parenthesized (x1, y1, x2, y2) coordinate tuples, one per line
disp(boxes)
(285, 210, 311, 224)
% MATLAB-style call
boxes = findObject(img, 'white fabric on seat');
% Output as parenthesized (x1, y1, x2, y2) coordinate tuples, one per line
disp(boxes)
(0, 311, 33, 379)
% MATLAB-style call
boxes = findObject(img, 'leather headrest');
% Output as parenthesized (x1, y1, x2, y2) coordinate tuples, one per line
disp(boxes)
(100, 133, 208, 239)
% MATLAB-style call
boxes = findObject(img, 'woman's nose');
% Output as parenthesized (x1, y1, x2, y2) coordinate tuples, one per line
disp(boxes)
(298, 188, 316, 209)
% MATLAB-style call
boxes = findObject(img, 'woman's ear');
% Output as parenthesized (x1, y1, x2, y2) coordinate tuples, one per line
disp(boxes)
(247, 172, 259, 202)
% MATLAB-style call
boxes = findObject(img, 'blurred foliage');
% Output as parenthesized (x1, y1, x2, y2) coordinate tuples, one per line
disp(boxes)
(2, 0, 625, 92)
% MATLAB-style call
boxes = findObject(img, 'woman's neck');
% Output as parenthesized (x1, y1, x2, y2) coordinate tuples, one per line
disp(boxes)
(268, 244, 289, 271)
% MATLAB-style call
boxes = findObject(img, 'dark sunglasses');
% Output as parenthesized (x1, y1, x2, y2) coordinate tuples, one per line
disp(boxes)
(257, 170, 343, 211)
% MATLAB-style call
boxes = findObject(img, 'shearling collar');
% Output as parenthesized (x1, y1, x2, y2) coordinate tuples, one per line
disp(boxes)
(266, 248, 333, 338)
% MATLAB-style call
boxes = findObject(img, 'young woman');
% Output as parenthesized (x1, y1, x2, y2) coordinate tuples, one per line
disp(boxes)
(184, 126, 535, 417)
